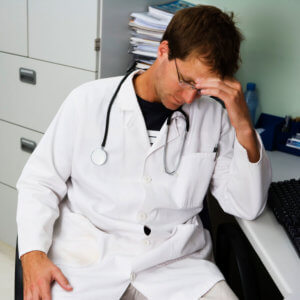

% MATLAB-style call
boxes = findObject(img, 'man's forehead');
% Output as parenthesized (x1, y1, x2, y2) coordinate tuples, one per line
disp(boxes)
(178, 56, 219, 80)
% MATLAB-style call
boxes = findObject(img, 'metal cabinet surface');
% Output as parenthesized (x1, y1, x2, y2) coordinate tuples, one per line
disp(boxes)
(0, 183, 18, 246)
(0, 0, 27, 55)
(0, 52, 95, 132)
(0, 0, 165, 247)
(28, 0, 99, 71)
(0, 119, 43, 188)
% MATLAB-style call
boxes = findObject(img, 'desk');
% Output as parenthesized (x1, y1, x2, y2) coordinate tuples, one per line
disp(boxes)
(236, 151, 300, 300)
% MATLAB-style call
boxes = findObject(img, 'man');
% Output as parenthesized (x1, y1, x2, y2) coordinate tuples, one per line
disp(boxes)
(17, 5, 271, 300)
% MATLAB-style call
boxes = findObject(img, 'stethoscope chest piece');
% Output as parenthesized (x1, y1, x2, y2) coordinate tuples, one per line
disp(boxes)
(91, 147, 107, 166)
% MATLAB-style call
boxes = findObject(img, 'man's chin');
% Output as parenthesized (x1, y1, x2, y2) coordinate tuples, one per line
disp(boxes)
(162, 98, 182, 110)
(165, 103, 180, 110)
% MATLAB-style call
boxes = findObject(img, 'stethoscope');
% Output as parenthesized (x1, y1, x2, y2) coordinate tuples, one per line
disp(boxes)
(91, 69, 190, 175)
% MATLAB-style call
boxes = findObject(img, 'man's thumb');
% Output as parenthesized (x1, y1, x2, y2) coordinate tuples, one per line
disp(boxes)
(53, 268, 73, 291)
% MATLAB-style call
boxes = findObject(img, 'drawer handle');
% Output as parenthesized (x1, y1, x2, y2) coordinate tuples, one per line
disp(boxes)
(19, 68, 36, 85)
(20, 138, 37, 153)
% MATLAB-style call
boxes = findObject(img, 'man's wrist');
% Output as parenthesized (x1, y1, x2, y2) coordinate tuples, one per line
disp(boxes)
(236, 127, 260, 163)
(20, 250, 47, 262)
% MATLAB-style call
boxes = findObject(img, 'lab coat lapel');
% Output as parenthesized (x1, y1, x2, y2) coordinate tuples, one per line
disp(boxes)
(115, 71, 190, 169)
(115, 71, 150, 176)
(146, 109, 189, 158)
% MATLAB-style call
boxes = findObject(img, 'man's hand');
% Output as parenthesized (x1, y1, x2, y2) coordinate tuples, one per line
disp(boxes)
(196, 78, 260, 162)
(21, 250, 73, 300)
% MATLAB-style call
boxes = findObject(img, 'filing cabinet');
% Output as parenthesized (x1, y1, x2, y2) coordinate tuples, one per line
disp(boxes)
(0, 0, 27, 56)
(0, 52, 95, 132)
(28, 0, 99, 71)
(0, 0, 158, 246)
(0, 183, 18, 246)
(0, 120, 43, 188)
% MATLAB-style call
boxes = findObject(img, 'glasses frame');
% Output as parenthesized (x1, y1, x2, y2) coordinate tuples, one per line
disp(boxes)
(174, 59, 201, 94)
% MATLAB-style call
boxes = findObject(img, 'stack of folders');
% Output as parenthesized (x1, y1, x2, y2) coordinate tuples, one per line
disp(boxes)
(129, 1, 195, 70)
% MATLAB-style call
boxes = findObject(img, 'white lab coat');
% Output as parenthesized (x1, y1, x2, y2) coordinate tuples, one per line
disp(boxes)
(16, 70, 272, 300)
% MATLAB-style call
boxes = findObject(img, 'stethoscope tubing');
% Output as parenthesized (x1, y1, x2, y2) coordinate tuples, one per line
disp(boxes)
(164, 108, 189, 174)
(101, 71, 133, 149)
(93, 68, 190, 175)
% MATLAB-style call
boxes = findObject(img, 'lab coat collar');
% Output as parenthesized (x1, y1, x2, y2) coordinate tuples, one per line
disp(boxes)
(115, 69, 190, 158)
(147, 110, 188, 157)
(115, 69, 190, 117)
(115, 69, 144, 112)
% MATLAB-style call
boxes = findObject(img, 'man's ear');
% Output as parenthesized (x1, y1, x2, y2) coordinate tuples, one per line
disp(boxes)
(157, 40, 169, 59)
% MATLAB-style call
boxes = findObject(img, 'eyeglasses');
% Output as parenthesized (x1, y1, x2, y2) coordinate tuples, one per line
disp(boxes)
(174, 59, 201, 94)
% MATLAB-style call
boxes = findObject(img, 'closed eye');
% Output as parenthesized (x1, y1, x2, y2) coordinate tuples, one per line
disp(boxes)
(181, 76, 196, 85)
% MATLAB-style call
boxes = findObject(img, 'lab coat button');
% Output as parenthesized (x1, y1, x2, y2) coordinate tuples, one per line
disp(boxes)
(143, 239, 151, 246)
(143, 176, 152, 183)
(138, 211, 147, 221)
(130, 272, 136, 282)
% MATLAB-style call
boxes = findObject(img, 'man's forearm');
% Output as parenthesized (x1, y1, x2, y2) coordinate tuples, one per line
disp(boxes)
(236, 127, 260, 163)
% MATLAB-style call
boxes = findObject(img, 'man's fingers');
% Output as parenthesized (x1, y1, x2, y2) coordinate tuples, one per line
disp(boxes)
(223, 78, 241, 90)
(200, 88, 229, 102)
(196, 77, 238, 90)
(31, 286, 40, 300)
(197, 80, 234, 98)
(53, 267, 73, 291)
(24, 288, 33, 300)
(39, 279, 52, 300)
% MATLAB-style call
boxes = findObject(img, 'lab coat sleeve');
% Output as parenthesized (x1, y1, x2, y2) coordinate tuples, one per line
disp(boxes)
(209, 109, 272, 220)
(16, 88, 81, 258)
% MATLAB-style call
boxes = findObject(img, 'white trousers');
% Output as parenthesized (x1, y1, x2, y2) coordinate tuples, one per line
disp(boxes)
(120, 280, 239, 300)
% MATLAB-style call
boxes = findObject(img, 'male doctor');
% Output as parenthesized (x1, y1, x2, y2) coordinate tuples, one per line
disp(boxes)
(17, 5, 271, 300)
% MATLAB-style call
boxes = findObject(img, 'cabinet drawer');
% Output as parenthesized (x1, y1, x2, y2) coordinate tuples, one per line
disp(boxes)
(0, 183, 17, 247)
(29, 0, 98, 71)
(0, 0, 27, 56)
(0, 120, 43, 188)
(0, 52, 95, 132)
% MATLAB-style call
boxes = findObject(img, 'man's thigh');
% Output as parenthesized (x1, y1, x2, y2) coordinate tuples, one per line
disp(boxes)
(199, 280, 239, 300)
(120, 280, 238, 300)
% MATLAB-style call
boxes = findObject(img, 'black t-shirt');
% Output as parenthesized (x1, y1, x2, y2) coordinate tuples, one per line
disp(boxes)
(136, 95, 173, 145)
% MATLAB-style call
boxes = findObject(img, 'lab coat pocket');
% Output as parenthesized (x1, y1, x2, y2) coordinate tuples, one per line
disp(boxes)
(173, 152, 216, 207)
(47, 209, 103, 268)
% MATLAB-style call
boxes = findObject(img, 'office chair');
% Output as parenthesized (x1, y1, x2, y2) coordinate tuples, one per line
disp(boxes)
(15, 239, 23, 300)
(15, 196, 260, 300)
(199, 196, 260, 300)
(215, 223, 261, 300)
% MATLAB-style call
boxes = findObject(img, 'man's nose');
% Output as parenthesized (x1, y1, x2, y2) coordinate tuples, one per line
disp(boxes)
(183, 89, 198, 104)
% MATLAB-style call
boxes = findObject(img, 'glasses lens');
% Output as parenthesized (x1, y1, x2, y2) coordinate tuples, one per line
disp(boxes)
(175, 60, 200, 93)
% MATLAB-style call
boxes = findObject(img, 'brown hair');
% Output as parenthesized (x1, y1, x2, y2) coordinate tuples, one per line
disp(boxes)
(161, 5, 244, 78)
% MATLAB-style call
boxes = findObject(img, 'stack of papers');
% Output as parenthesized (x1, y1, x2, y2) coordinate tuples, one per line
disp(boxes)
(129, 12, 167, 66)
(130, 12, 170, 31)
(128, 1, 194, 69)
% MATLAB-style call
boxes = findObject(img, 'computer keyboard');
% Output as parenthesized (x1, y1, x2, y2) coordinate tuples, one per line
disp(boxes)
(268, 178, 300, 258)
